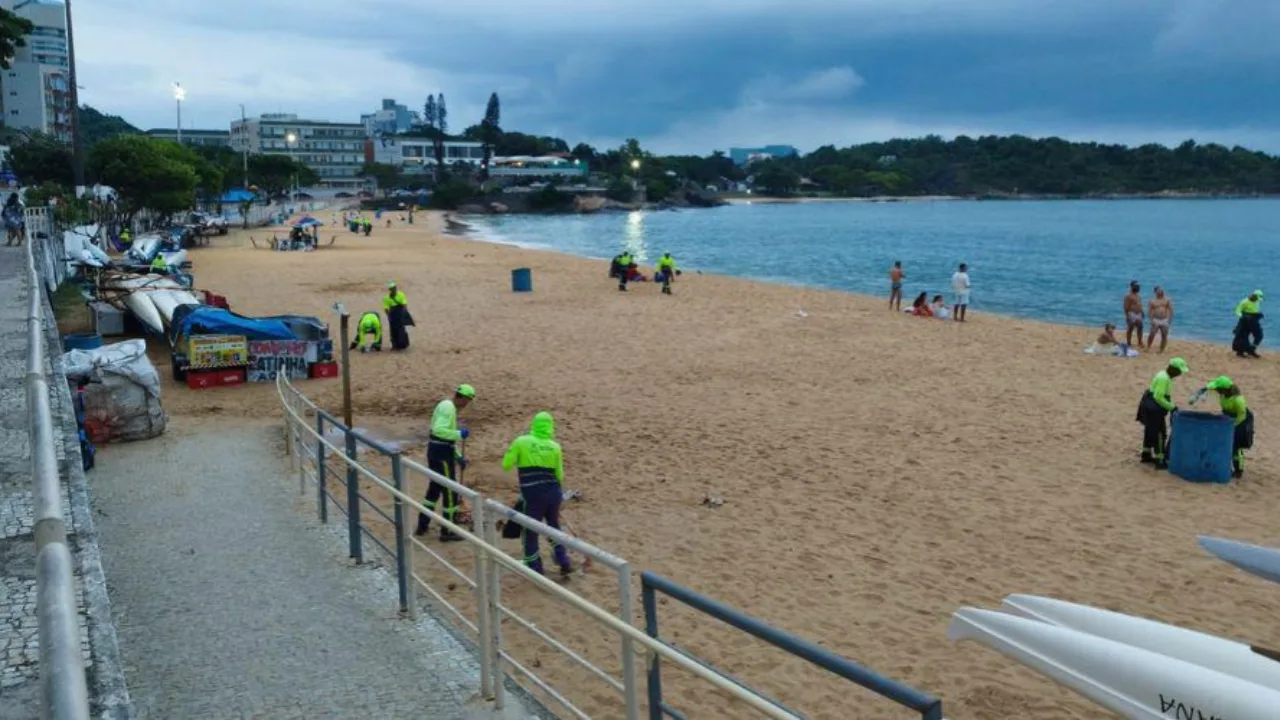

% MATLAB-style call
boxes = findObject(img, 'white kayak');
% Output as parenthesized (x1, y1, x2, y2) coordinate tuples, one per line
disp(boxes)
(1199, 535, 1280, 587)
(1002, 594, 1280, 692)
(149, 289, 202, 326)
(950, 607, 1280, 719)
(122, 290, 163, 335)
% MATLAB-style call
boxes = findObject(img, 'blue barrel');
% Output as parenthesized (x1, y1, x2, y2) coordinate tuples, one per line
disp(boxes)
(1168, 411, 1235, 483)
(511, 267, 533, 293)
(63, 333, 103, 351)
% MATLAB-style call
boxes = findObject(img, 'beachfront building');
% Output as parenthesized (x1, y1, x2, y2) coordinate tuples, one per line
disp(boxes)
(145, 128, 232, 148)
(231, 113, 366, 188)
(729, 145, 799, 166)
(361, 99, 420, 137)
(365, 136, 485, 175)
(0, 0, 72, 142)
(488, 156, 589, 181)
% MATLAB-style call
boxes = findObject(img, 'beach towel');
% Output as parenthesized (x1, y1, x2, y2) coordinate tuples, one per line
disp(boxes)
(1083, 344, 1139, 358)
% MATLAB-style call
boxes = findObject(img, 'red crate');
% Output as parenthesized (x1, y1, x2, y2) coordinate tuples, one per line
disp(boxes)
(309, 361, 339, 379)
(186, 367, 246, 390)
(202, 291, 230, 309)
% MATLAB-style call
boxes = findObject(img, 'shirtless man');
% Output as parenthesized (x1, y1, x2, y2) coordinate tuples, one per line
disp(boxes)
(888, 261, 905, 311)
(1123, 281, 1145, 348)
(1147, 286, 1174, 353)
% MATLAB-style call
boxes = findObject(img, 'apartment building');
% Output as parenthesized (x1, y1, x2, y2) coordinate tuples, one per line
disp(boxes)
(360, 98, 419, 136)
(0, 0, 72, 141)
(231, 113, 366, 188)
(145, 128, 231, 147)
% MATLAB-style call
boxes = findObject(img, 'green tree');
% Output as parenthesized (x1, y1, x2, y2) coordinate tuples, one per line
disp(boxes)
(479, 92, 501, 174)
(0, 9, 33, 70)
(358, 162, 405, 196)
(88, 135, 199, 220)
(246, 155, 318, 195)
(7, 132, 73, 186)
(431, 93, 449, 180)
(428, 178, 476, 209)
(605, 177, 635, 203)
(751, 161, 799, 196)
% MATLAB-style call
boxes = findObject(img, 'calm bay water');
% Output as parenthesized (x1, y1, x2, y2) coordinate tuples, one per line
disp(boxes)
(466, 199, 1280, 343)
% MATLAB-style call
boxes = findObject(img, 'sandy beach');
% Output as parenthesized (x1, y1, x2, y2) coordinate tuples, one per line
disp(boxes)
(149, 212, 1280, 719)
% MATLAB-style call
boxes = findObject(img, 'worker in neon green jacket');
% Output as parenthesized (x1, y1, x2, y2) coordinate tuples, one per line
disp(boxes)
(1204, 376, 1254, 478)
(502, 412, 571, 576)
(350, 311, 382, 352)
(383, 282, 414, 350)
(656, 252, 678, 295)
(415, 384, 475, 541)
(1136, 357, 1189, 469)
(1232, 290, 1263, 358)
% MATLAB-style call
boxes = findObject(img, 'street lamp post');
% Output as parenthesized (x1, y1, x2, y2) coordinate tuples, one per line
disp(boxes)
(629, 158, 642, 193)
(286, 132, 298, 199)
(172, 82, 185, 144)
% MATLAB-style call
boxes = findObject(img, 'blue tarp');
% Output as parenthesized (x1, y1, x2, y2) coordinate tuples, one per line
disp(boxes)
(294, 216, 324, 227)
(220, 189, 257, 203)
(169, 305, 328, 345)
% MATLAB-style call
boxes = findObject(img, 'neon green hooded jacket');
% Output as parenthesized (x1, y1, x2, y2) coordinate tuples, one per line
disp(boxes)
(502, 412, 563, 486)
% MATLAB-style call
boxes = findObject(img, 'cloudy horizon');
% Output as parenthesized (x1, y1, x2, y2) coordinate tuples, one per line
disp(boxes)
(71, 0, 1280, 155)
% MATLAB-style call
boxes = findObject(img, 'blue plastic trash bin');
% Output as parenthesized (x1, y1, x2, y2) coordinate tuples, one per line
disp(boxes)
(63, 333, 103, 351)
(511, 267, 533, 293)
(1168, 411, 1235, 484)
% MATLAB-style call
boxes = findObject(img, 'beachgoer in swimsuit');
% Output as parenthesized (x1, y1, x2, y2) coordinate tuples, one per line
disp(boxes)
(1147, 286, 1173, 353)
(1123, 281, 1144, 348)
(1097, 323, 1118, 345)
(889, 261, 905, 312)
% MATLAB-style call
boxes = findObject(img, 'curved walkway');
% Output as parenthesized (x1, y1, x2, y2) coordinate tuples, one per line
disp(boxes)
(91, 421, 538, 719)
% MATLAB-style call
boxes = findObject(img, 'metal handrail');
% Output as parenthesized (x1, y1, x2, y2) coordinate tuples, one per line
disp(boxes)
(276, 372, 804, 720)
(23, 213, 92, 720)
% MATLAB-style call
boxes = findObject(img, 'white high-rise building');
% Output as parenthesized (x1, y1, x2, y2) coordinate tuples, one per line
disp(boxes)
(231, 113, 367, 188)
(0, 0, 72, 141)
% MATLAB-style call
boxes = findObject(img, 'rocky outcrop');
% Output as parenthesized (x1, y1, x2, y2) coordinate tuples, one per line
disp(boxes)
(573, 195, 636, 214)
(456, 204, 488, 214)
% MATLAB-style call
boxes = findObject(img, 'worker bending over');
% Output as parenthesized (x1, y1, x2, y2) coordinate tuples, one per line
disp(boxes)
(1233, 290, 1264, 358)
(415, 384, 475, 541)
(656, 252, 678, 295)
(502, 411, 572, 576)
(1204, 376, 1254, 478)
(1136, 357, 1189, 469)
(350, 311, 382, 352)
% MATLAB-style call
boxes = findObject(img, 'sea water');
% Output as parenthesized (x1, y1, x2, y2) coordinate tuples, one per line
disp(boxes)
(466, 199, 1280, 344)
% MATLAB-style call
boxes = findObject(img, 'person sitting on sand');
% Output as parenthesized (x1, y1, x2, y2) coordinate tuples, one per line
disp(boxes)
(910, 292, 933, 317)
(1097, 323, 1118, 345)
(931, 295, 950, 320)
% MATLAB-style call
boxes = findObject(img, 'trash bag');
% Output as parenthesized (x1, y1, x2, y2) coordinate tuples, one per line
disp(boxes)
(63, 339, 166, 442)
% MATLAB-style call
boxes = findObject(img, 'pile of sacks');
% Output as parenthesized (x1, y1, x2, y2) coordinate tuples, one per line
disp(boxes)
(64, 339, 166, 443)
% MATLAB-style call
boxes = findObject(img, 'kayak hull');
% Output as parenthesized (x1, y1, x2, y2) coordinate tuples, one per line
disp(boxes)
(1002, 594, 1280, 692)
(1199, 535, 1280, 587)
(950, 607, 1280, 719)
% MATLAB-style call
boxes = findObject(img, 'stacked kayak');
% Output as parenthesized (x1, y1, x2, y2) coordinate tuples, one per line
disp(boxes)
(99, 273, 202, 334)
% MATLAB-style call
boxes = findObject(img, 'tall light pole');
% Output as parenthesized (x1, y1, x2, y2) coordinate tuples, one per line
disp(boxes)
(172, 82, 185, 144)
(63, 0, 85, 192)
(239, 104, 249, 189)
(286, 132, 298, 199)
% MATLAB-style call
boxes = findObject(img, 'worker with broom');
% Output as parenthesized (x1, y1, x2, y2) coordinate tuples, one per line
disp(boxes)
(415, 384, 475, 542)
(501, 411, 573, 577)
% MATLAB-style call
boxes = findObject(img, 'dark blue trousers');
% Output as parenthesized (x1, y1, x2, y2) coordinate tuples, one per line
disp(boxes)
(520, 483, 569, 572)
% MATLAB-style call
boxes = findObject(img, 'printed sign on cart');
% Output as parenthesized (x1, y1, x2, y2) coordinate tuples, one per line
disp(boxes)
(247, 340, 310, 382)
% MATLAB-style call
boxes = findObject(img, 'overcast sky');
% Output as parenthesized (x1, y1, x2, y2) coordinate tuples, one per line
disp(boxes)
(73, 0, 1280, 154)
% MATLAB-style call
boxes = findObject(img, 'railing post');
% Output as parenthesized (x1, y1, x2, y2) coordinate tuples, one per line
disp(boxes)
(344, 427, 362, 562)
(390, 453, 410, 615)
(474, 500, 493, 698)
(485, 514, 505, 709)
(643, 580, 664, 720)
(316, 413, 327, 523)
(619, 562, 640, 720)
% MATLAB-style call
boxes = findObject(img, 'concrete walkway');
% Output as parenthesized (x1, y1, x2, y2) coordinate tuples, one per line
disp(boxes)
(91, 421, 540, 719)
